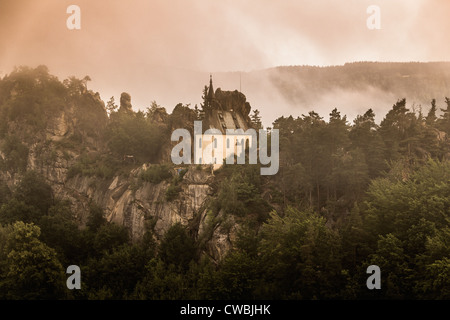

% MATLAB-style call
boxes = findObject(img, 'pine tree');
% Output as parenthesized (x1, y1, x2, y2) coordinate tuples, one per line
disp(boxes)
(420, 99, 441, 159)
(379, 98, 423, 161)
(295, 111, 327, 211)
(350, 109, 387, 178)
(438, 97, 450, 133)
(201, 85, 209, 111)
(325, 108, 350, 203)
(426, 99, 437, 126)
(250, 109, 262, 129)
(106, 96, 118, 116)
(194, 104, 200, 120)
(340, 203, 370, 273)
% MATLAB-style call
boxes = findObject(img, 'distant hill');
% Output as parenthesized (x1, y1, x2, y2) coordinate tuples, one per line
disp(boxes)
(208, 62, 450, 126)
(268, 61, 450, 106)
(84, 61, 450, 128)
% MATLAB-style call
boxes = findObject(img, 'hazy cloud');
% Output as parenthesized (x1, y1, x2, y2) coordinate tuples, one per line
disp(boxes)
(1, 0, 449, 124)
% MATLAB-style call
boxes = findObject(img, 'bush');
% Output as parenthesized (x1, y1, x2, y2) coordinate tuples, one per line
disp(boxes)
(0, 181, 11, 205)
(140, 164, 172, 184)
(106, 111, 165, 163)
(66, 153, 119, 180)
(14, 170, 53, 215)
(214, 171, 269, 218)
(0, 135, 29, 172)
(158, 223, 196, 271)
(165, 184, 182, 202)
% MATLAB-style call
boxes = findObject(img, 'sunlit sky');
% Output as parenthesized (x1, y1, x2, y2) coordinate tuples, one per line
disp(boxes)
(1, 0, 449, 121)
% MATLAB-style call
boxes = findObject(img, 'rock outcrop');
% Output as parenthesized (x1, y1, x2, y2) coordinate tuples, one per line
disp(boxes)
(0, 73, 253, 262)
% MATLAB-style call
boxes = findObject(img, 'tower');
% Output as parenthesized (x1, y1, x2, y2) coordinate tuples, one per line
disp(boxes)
(207, 74, 215, 101)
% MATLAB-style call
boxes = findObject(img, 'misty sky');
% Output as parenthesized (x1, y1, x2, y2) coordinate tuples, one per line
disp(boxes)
(1, 0, 449, 124)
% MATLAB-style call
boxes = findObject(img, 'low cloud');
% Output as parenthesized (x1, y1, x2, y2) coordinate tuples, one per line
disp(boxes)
(1, 0, 449, 126)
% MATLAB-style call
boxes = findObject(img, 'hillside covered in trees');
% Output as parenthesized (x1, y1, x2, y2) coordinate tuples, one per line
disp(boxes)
(0, 66, 449, 300)
(269, 62, 450, 105)
(207, 61, 450, 129)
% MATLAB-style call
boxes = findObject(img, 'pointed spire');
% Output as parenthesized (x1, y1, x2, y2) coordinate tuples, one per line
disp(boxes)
(207, 74, 215, 100)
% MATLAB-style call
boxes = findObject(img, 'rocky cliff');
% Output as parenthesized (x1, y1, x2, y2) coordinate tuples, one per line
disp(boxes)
(0, 69, 243, 262)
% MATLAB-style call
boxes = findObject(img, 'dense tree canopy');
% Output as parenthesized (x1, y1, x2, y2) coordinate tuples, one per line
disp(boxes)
(0, 66, 449, 300)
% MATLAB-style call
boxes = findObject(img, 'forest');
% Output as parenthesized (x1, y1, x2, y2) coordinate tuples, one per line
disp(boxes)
(269, 61, 450, 107)
(0, 66, 449, 300)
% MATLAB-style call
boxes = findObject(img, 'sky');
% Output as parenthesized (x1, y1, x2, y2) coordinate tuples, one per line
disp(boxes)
(1, 0, 449, 125)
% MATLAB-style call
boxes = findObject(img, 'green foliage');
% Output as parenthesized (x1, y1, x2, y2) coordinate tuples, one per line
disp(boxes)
(0, 66, 65, 126)
(273, 98, 450, 220)
(86, 202, 107, 232)
(426, 99, 438, 125)
(339, 204, 370, 273)
(165, 183, 182, 202)
(437, 97, 450, 133)
(366, 234, 412, 299)
(92, 223, 129, 255)
(67, 153, 120, 180)
(0, 134, 29, 172)
(133, 258, 186, 300)
(106, 110, 165, 163)
(158, 223, 196, 271)
(349, 108, 387, 178)
(84, 244, 151, 299)
(63, 77, 108, 137)
(0, 171, 53, 224)
(140, 164, 172, 184)
(258, 207, 343, 299)
(0, 221, 66, 299)
(274, 109, 354, 212)
(106, 96, 118, 115)
(169, 103, 196, 130)
(211, 251, 259, 299)
(0, 198, 42, 225)
(212, 165, 269, 220)
(355, 159, 450, 299)
(54, 132, 83, 151)
(14, 170, 53, 215)
(216, 177, 258, 216)
(85, 158, 449, 300)
(364, 159, 450, 239)
(419, 257, 450, 299)
(250, 109, 263, 129)
(0, 181, 11, 205)
(0, 66, 106, 142)
(1, 66, 450, 300)
(37, 200, 85, 265)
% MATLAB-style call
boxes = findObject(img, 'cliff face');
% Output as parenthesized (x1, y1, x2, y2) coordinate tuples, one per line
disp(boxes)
(0, 89, 236, 262)
(0, 68, 263, 262)
(55, 163, 232, 260)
